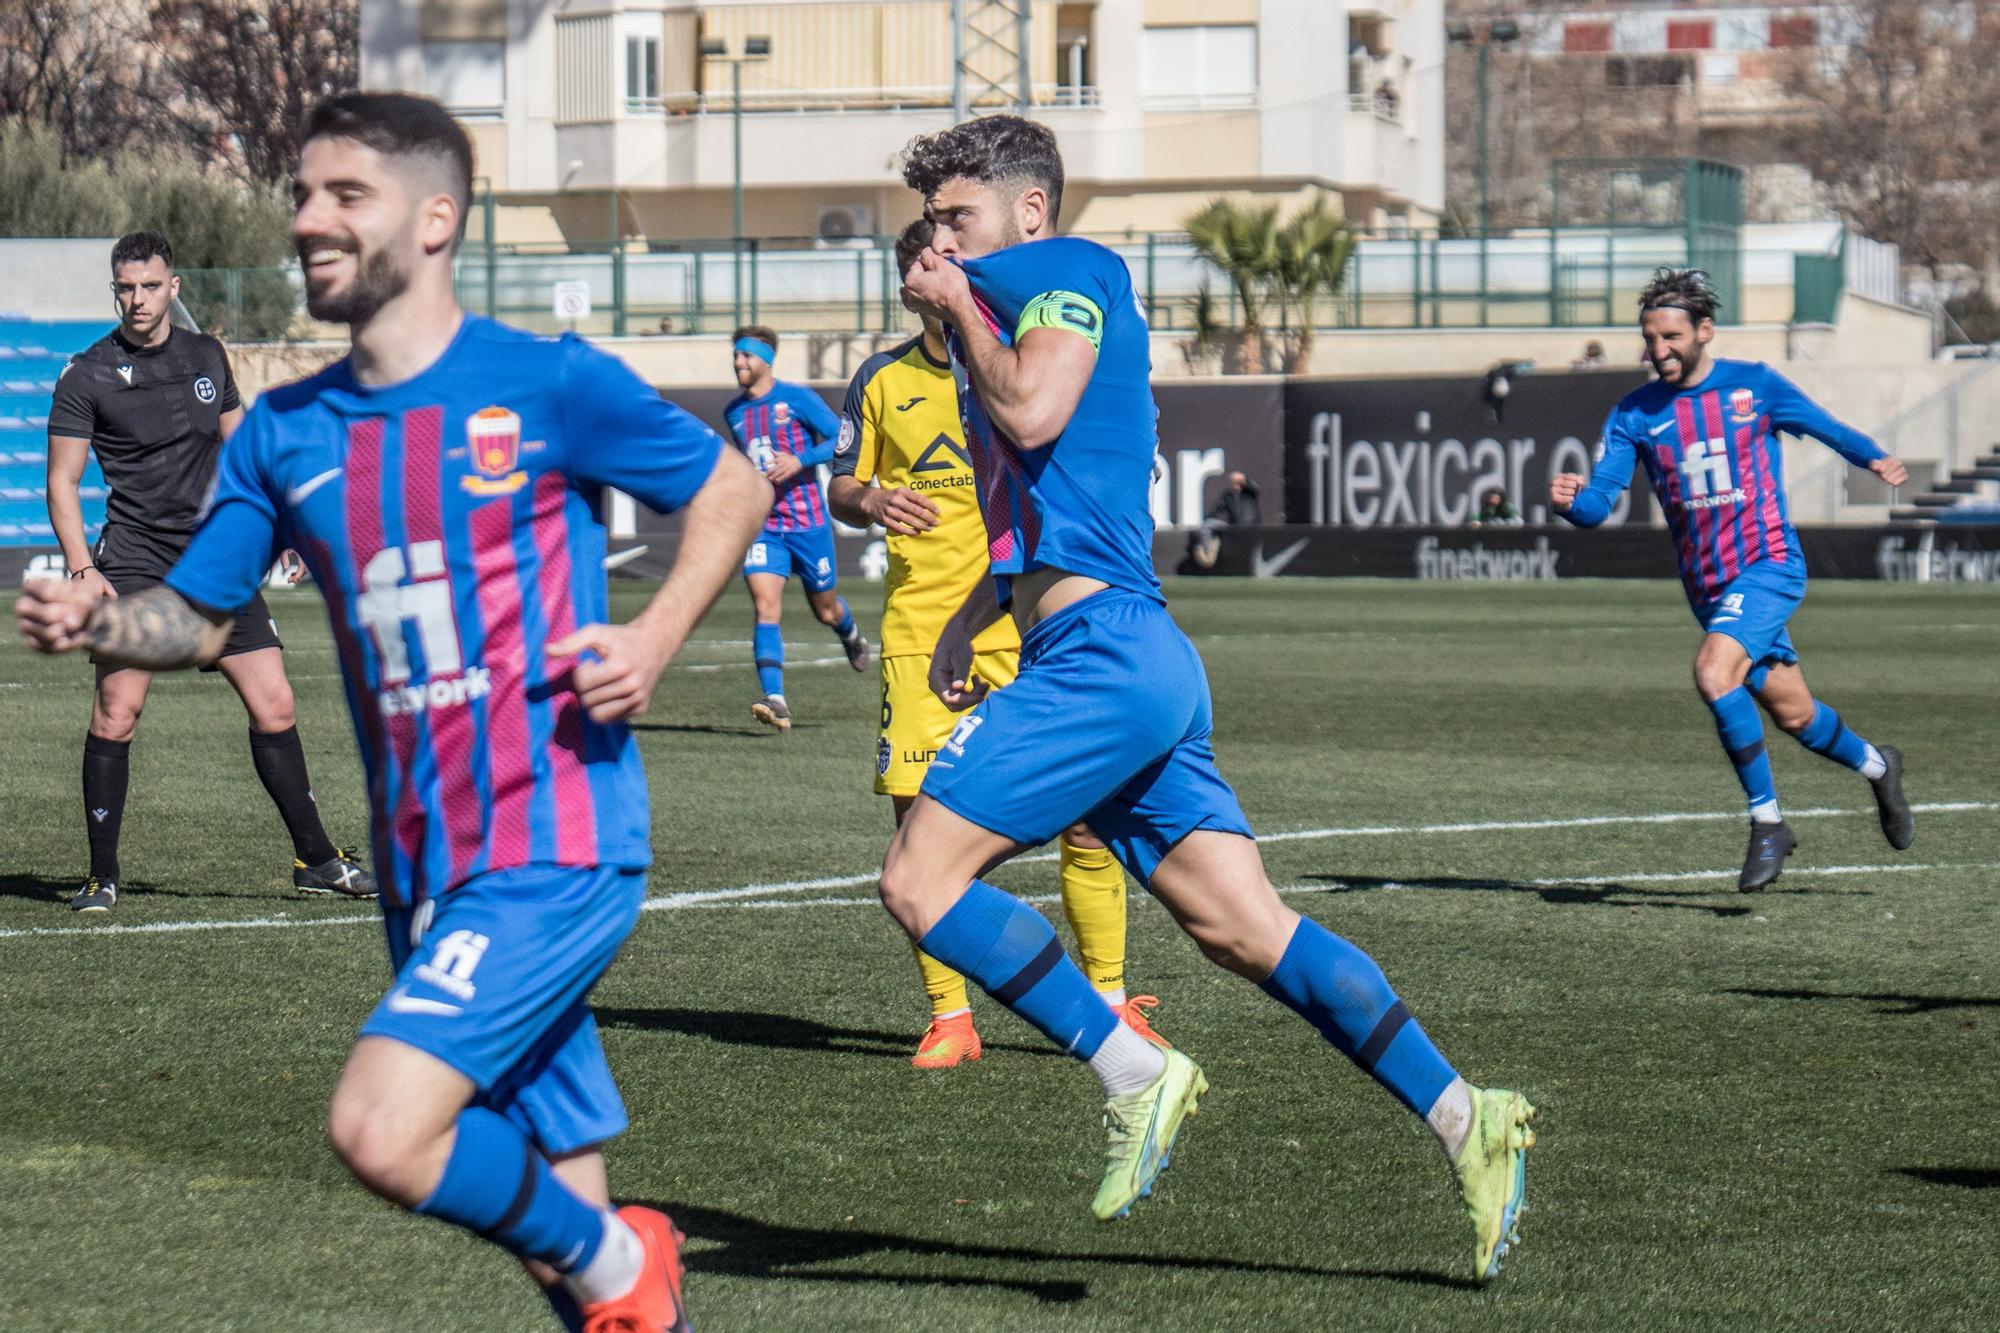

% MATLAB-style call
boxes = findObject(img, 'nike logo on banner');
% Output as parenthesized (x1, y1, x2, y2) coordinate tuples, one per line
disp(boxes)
(896, 396, 926, 412)
(286, 467, 343, 506)
(1252, 538, 1309, 578)
(1649, 420, 1676, 436)
(383, 987, 462, 1017)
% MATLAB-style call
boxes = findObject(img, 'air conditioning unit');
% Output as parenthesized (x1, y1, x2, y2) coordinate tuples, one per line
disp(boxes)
(816, 203, 876, 247)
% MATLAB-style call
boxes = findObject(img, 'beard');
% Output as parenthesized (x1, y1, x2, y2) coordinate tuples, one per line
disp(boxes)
(303, 239, 414, 326)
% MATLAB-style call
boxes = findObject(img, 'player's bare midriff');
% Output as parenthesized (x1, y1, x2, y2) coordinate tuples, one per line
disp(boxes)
(1010, 567, 1109, 635)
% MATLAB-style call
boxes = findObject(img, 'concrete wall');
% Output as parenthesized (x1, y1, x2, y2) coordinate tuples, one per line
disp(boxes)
(0, 239, 119, 320)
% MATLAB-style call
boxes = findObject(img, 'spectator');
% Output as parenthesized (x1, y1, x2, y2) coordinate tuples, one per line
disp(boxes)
(1190, 471, 1262, 567)
(1374, 80, 1399, 117)
(645, 314, 675, 336)
(1210, 471, 1262, 527)
(1571, 340, 1606, 369)
(1471, 487, 1521, 527)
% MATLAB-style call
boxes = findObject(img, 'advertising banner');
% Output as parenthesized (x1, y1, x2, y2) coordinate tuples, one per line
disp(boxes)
(1282, 370, 1653, 530)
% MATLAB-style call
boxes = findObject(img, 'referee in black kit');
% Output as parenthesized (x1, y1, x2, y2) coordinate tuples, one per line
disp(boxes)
(43, 232, 373, 912)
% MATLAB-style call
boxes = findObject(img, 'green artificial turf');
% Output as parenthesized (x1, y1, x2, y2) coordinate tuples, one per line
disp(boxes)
(1, 576, 1994, 1331)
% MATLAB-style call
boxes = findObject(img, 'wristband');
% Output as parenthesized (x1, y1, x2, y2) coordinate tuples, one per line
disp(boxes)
(68, 565, 96, 579)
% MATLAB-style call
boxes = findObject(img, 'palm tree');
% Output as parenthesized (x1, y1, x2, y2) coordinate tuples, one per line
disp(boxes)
(1182, 198, 1279, 372)
(1272, 192, 1356, 373)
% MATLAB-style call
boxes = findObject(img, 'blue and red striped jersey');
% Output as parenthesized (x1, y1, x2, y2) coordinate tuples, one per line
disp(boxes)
(949, 236, 1163, 601)
(1563, 359, 1884, 603)
(723, 381, 841, 531)
(164, 315, 723, 907)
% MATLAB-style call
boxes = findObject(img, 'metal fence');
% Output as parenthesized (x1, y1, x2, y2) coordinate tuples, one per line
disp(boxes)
(181, 224, 1828, 342)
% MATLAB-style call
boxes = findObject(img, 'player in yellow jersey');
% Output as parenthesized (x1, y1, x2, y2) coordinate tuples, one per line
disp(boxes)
(829, 220, 1168, 1068)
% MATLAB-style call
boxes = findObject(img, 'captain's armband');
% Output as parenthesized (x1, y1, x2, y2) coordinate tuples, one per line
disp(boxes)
(1015, 291, 1105, 351)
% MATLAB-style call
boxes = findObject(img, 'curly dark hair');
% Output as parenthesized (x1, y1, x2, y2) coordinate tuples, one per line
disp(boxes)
(900, 115, 1064, 227)
(892, 217, 933, 276)
(110, 231, 173, 273)
(1638, 267, 1721, 324)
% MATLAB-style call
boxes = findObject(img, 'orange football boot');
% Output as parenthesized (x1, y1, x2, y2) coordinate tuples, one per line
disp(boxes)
(911, 1011, 983, 1068)
(579, 1206, 692, 1333)
(1115, 995, 1172, 1050)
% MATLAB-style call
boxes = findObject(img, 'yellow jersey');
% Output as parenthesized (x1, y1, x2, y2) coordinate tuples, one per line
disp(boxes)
(832, 335, 1021, 660)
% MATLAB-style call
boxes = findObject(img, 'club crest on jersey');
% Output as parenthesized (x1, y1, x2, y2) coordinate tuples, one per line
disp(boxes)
(1730, 389, 1758, 422)
(774, 402, 792, 425)
(193, 376, 217, 404)
(462, 406, 529, 496)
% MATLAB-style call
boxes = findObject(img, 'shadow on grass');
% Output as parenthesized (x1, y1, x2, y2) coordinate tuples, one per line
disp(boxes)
(594, 1006, 1064, 1061)
(1300, 871, 1760, 918)
(639, 1199, 1481, 1302)
(0, 873, 240, 905)
(1724, 986, 2000, 1015)
(1893, 1167, 2000, 1190)
(628, 721, 771, 737)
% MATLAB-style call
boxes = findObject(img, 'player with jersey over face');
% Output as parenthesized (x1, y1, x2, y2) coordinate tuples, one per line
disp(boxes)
(723, 325, 870, 731)
(16, 93, 771, 1332)
(45, 230, 372, 911)
(1552, 268, 1914, 891)
(829, 218, 1168, 1069)
(877, 115, 1537, 1283)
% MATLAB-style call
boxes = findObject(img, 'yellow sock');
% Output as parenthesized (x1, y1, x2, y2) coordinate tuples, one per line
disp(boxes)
(1058, 837, 1128, 996)
(911, 941, 972, 1019)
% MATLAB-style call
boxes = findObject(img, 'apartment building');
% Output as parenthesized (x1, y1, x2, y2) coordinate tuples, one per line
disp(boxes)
(361, 0, 1445, 247)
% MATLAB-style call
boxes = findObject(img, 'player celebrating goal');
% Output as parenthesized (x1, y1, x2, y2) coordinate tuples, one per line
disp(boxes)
(829, 218, 1168, 1069)
(723, 325, 869, 731)
(877, 115, 1537, 1282)
(1552, 268, 1914, 891)
(46, 230, 371, 911)
(18, 93, 771, 1331)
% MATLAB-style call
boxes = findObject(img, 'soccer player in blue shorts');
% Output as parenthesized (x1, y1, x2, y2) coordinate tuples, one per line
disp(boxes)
(16, 92, 771, 1331)
(1552, 267, 1915, 891)
(880, 115, 1538, 1282)
(724, 325, 870, 730)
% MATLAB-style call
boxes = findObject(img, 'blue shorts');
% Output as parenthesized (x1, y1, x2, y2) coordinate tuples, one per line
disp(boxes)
(1695, 559, 1804, 691)
(744, 524, 838, 593)
(921, 589, 1254, 884)
(360, 863, 645, 1156)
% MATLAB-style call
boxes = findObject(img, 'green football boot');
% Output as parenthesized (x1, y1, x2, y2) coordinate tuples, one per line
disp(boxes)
(1451, 1086, 1539, 1281)
(1091, 1049, 1208, 1221)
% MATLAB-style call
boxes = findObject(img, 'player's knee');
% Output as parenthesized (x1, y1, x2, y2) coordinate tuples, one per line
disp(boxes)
(325, 1096, 425, 1199)
(1768, 698, 1815, 734)
(1692, 657, 1737, 701)
(251, 688, 297, 733)
(877, 849, 954, 935)
(91, 700, 141, 743)
(1187, 921, 1284, 980)
(1060, 823, 1104, 850)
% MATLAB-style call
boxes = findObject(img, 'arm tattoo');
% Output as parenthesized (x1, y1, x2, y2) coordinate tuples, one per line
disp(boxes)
(84, 586, 234, 671)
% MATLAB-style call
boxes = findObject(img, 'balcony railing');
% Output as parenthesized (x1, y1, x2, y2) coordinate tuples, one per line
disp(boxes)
(646, 83, 1102, 116)
(1347, 92, 1401, 122)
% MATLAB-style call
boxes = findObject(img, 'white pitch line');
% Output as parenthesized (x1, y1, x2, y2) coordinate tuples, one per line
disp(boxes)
(3, 802, 1991, 941)
(642, 861, 2000, 912)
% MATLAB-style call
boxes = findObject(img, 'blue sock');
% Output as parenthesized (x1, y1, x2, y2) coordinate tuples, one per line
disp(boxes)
(1709, 686, 1779, 820)
(829, 598, 856, 640)
(1259, 918, 1458, 1118)
(919, 879, 1117, 1059)
(416, 1106, 607, 1273)
(753, 622, 784, 698)
(1795, 701, 1875, 773)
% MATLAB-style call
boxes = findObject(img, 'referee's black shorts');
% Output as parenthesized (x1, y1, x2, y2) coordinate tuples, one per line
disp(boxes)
(89, 524, 284, 670)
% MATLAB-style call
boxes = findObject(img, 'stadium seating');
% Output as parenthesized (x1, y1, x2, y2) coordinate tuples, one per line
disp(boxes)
(1889, 443, 2000, 523)
(0, 321, 104, 547)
